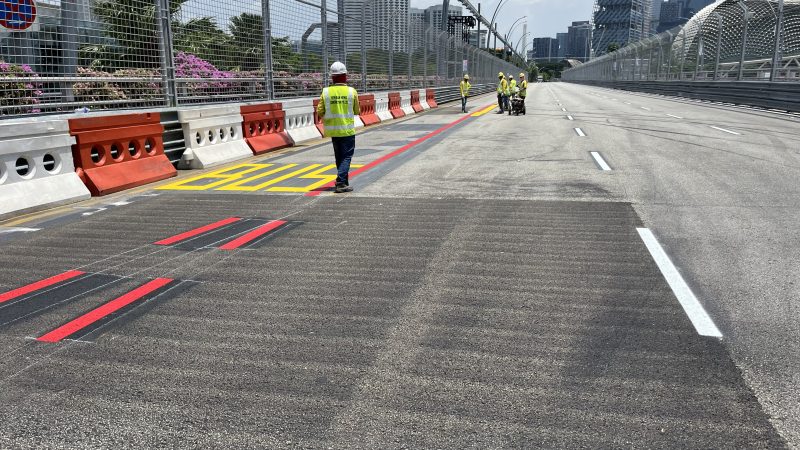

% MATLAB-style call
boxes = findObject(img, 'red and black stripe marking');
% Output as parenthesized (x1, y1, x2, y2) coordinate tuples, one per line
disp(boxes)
(154, 217, 297, 251)
(0, 270, 122, 327)
(37, 277, 193, 343)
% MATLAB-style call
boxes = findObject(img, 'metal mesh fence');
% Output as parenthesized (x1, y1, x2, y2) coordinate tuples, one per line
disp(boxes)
(565, 0, 800, 82)
(0, 0, 522, 117)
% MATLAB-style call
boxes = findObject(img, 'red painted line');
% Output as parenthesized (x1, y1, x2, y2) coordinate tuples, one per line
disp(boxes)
(154, 217, 242, 245)
(305, 104, 492, 196)
(37, 277, 174, 343)
(0, 270, 85, 304)
(218, 220, 288, 250)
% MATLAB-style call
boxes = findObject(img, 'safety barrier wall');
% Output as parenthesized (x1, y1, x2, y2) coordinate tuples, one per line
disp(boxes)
(399, 91, 416, 116)
(410, 91, 424, 113)
(69, 112, 176, 196)
(240, 103, 294, 155)
(388, 93, 405, 119)
(565, 80, 800, 113)
(359, 95, 381, 126)
(374, 93, 394, 121)
(426, 89, 439, 108)
(176, 105, 252, 169)
(419, 91, 431, 111)
(0, 119, 91, 219)
(281, 99, 322, 144)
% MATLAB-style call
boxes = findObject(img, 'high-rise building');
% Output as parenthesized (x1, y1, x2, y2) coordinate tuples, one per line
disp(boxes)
(372, 0, 409, 52)
(651, 0, 663, 35)
(468, 29, 488, 48)
(657, 0, 685, 32)
(556, 32, 569, 58)
(424, 4, 463, 34)
(532, 37, 559, 61)
(567, 20, 591, 61)
(410, 7, 425, 49)
(592, 0, 652, 56)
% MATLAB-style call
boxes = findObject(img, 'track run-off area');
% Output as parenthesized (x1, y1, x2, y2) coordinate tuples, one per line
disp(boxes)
(0, 84, 798, 448)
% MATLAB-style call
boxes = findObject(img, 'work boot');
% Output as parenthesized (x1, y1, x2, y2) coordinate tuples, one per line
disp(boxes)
(334, 183, 353, 193)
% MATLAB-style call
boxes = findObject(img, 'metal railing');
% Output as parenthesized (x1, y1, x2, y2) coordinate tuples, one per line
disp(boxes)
(0, 0, 523, 117)
(563, 0, 800, 83)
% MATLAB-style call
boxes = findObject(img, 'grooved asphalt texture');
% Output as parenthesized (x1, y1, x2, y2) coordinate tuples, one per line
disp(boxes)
(0, 194, 784, 448)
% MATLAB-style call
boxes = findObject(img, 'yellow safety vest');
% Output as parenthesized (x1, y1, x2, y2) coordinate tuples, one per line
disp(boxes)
(507, 79, 516, 96)
(460, 81, 471, 97)
(318, 85, 358, 138)
(497, 79, 507, 94)
(519, 80, 528, 97)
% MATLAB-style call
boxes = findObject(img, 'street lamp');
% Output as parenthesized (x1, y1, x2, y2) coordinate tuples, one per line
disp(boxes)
(488, 0, 511, 49)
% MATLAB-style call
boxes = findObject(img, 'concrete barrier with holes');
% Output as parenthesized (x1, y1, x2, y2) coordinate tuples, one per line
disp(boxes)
(281, 99, 322, 144)
(177, 105, 251, 170)
(0, 118, 91, 219)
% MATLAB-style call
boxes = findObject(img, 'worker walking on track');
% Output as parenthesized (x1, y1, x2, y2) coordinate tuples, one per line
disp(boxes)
(519, 72, 528, 104)
(460, 74, 471, 113)
(497, 72, 508, 114)
(317, 61, 360, 193)
(507, 74, 516, 116)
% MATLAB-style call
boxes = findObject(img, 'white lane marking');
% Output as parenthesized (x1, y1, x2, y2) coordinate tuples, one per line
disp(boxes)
(108, 201, 131, 206)
(624, 102, 631, 105)
(590, 151, 612, 171)
(709, 125, 741, 135)
(79, 207, 107, 216)
(566, 115, 574, 121)
(666, 114, 683, 119)
(561, 107, 566, 112)
(636, 228, 722, 338)
(640, 106, 651, 111)
(574, 128, 586, 137)
(0, 227, 41, 234)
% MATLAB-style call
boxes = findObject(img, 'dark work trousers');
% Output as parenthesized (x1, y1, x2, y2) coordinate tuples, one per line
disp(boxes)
(461, 96, 468, 112)
(497, 93, 504, 112)
(331, 135, 355, 185)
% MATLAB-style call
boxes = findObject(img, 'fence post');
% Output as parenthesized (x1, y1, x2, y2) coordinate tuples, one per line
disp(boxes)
(770, 0, 785, 81)
(737, 1, 749, 81)
(694, 29, 703, 80)
(155, 0, 178, 107)
(59, 0, 78, 103)
(361, 2, 368, 91)
(389, 21, 394, 89)
(408, 28, 413, 88)
(321, 0, 329, 86)
(262, 0, 274, 100)
(423, 27, 428, 88)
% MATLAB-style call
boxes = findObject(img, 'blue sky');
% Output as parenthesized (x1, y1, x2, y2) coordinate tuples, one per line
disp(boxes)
(411, 0, 595, 43)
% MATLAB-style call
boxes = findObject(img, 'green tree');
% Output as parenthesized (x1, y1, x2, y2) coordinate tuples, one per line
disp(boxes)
(173, 17, 237, 70)
(230, 13, 264, 71)
(607, 42, 620, 53)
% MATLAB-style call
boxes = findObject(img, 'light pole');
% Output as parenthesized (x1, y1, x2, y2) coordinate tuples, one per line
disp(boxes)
(736, 0, 750, 80)
(770, 0, 784, 81)
(487, 0, 510, 49)
(360, 0, 377, 92)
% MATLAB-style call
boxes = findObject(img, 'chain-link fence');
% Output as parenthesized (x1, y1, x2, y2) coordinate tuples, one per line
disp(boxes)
(564, 0, 800, 83)
(0, 0, 522, 116)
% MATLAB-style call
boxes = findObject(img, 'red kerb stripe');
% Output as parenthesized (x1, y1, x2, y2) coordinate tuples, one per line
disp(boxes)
(219, 220, 287, 250)
(37, 277, 174, 343)
(154, 217, 242, 245)
(0, 270, 85, 304)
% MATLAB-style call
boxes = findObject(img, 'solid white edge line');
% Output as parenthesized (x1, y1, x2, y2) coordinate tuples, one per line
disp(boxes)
(589, 151, 612, 171)
(666, 114, 683, 119)
(636, 228, 723, 338)
(709, 125, 741, 135)
(0, 227, 41, 234)
(640, 106, 651, 111)
(574, 128, 585, 137)
(566, 115, 574, 120)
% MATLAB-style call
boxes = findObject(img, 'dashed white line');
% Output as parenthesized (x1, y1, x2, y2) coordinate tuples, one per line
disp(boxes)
(566, 115, 574, 121)
(574, 128, 586, 137)
(624, 102, 631, 105)
(590, 151, 612, 171)
(709, 125, 741, 135)
(561, 107, 566, 112)
(637, 228, 722, 338)
(640, 106, 651, 111)
(666, 114, 683, 119)
(0, 227, 41, 235)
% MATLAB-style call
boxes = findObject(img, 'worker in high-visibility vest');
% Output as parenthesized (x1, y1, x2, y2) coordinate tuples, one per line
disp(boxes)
(497, 72, 508, 114)
(459, 74, 471, 113)
(518, 72, 528, 101)
(316, 61, 360, 193)
(506, 74, 516, 115)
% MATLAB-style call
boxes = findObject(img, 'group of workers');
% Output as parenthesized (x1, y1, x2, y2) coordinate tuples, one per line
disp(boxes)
(496, 72, 527, 114)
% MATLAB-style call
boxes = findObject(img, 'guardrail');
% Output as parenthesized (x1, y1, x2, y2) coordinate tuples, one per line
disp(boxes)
(565, 80, 800, 113)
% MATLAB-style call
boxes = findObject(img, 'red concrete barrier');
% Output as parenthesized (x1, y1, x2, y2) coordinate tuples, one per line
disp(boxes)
(312, 99, 325, 135)
(426, 89, 438, 108)
(410, 90, 424, 113)
(389, 92, 405, 119)
(240, 103, 294, 155)
(69, 113, 176, 196)
(359, 94, 380, 126)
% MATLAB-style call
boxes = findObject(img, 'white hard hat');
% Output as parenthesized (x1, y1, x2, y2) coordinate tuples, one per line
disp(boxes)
(330, 61, 347, 76)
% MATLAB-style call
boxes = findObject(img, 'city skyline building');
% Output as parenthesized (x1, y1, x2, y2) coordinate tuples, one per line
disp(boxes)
(532, 37, 559, 61)
(567, 20, 591, 60)
(556, 32, 569, 58)
(591, 0, 652, 56)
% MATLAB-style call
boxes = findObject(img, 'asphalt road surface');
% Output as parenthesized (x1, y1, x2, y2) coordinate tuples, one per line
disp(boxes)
(0, 85, 796, 448)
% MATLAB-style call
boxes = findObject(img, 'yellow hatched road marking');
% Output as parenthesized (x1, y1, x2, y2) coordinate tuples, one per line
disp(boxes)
(217, 164, 316, 191)
(470, 104, 497, 117)
(268, 164, 364, 192)
(157, 164, 273, 191)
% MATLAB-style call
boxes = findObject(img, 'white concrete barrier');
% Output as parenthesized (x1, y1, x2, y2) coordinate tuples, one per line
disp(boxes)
(374, 93, 394, 122)
(419, 90, 431, 110)
(399, 90, 416, 115)
(0, 118, 91, 219)
(177, 105, 252, 169)
(281, 99, 321, 144)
